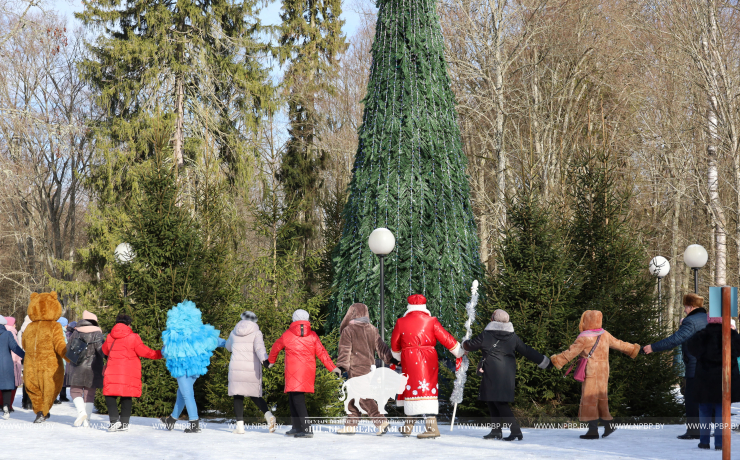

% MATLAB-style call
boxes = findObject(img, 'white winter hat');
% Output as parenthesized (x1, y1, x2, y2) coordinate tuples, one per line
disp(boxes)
(492, 309, 510, 323)
(292, 309, 309, 322)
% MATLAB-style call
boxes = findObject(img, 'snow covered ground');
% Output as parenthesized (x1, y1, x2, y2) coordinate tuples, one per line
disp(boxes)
(2, 391, 737, 460)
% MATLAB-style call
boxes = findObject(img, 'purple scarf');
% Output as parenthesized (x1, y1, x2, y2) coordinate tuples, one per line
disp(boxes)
(578, 328, 605, 338)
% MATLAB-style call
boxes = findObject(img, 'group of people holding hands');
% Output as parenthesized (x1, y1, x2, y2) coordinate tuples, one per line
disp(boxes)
(0, 290, 733, 449)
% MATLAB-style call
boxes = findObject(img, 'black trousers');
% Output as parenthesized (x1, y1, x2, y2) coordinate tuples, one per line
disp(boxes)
(288, 392, 309, 433)
(22, 386, 30, 407)
(233, 395, 269, 421)
(105, 396, 133, 424)
(685, 377, 700, 436)
(487, 401, 521, 436)
(0, 390, 11, 409)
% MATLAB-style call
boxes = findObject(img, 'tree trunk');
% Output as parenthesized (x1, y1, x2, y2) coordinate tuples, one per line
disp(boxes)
(174, 75, 184, 167)
(669, 186, 680, 329)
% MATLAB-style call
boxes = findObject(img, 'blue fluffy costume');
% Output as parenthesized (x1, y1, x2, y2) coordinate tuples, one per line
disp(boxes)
(162, 300, 221, 378)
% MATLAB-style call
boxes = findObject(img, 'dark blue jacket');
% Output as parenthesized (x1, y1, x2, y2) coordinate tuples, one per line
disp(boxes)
(651, 308, 707, 378)
(0, 328, 24, 390)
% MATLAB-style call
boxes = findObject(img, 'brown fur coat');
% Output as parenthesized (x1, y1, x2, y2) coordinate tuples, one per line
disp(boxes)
(550, 310, 640, 421)
(336, 303, 393, 378)
(22, 292, 69, 416)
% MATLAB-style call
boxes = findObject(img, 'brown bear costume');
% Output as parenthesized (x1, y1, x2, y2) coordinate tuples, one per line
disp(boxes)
(22, 292, 69, 417)
(550, 310, 640, 422)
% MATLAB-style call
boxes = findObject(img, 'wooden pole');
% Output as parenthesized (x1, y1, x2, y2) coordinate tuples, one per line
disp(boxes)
(721, 286, 731, 459)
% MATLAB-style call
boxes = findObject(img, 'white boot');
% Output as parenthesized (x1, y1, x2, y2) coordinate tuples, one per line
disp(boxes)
(264, 411, 276, 433)
(72, 398, 87, 427)
(84, 403, 94, 427)
(233, 420, 245, 434)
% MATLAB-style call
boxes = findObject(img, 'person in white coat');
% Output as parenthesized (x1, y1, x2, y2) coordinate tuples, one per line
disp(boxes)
(226, 311, 276, 434)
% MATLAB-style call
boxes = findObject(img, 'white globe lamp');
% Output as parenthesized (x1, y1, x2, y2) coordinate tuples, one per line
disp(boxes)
(114, 242, 135, 297)
(649, 256, 670, 279)
(368, 228, 396, 255)
(684, 244, 708, 293)
(114, 242, 135, 264)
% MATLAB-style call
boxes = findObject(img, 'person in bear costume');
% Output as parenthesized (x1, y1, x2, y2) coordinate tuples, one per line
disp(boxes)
(21, 292, 69, 423)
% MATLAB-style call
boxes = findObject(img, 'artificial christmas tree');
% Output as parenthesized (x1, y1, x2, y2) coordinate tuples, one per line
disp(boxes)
(328, 0, 483, 336)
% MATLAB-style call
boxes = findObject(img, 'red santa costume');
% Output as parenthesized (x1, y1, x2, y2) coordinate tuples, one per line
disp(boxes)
(391, 294, 464, 415)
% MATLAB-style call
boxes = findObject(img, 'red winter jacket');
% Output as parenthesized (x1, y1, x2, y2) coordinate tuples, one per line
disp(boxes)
(102, 323, 162, 397)
(268, 321, 336, 393)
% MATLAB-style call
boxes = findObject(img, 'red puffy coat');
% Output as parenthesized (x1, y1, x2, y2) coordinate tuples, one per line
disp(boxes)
(102, 324, 162, 397)
(268, 321, 336, 393)
(391, 308, 462, 415)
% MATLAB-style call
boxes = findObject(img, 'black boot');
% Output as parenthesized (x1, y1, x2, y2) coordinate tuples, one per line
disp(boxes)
(579, 421, 599, 439)
(503, 433, 523, 441)
(59, 388, 69, 402)
(602, 420, 616, 438)
(159, 415, 177, 431)
(483, 429, 502, 440)
(284, 428, 300, 437)
(33, 412, 45, 423)
(184, 419, 201, 433)
(677, 432, 700, 440)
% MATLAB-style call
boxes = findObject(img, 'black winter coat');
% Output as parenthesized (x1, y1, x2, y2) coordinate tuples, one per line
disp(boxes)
(687, 323, 740, 404)
(66, 320, 105, 389)
(463, 322, 549, 402)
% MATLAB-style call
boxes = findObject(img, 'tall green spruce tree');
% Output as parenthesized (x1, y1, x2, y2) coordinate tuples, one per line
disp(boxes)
(569, 150, 682, 419)
(205, 174, 343, 419)
(76, 0, 271, 172)
(277, 0, 347, 266)
(328, 0, 483, 335)
(484, 188, 584, 416)
(92, 151, 205, 417)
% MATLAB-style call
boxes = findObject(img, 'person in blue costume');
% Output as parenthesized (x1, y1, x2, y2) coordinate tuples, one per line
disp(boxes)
(158, 300, 225, 433)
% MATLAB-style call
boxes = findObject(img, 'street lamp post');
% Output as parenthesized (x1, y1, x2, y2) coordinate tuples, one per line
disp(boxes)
(114, 242, 135, 297)
(368, 228, 396, 345)
(683, 244, 708, 293)
(649, 256, 671, 309)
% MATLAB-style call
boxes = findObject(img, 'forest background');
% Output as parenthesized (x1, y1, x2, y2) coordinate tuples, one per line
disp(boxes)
(1, 0, 736, 422)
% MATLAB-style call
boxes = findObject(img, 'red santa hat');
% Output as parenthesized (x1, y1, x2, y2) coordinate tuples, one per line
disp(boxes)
(405, 294, 431, 317)
(407, 294, 426, 306)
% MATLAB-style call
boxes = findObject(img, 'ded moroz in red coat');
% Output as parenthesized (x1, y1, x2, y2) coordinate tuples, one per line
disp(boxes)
(102, 323, 163, 397)
(391, 294, 464, 415)
(268, 321, 337, 393)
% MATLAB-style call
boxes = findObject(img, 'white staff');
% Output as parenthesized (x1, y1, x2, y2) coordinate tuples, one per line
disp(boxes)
(450, 280, 479, 431)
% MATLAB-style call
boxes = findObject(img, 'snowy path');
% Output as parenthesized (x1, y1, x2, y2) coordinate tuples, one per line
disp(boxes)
(2, 391, 735, 459)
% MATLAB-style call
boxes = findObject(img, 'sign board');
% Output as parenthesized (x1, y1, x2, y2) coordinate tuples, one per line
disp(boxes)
(708, 286, 738, 317)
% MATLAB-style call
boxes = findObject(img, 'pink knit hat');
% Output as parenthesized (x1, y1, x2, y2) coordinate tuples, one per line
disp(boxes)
(4, 317, 15, 326)
(82, 310, 97, 322)
(708, 316, 722, 324)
